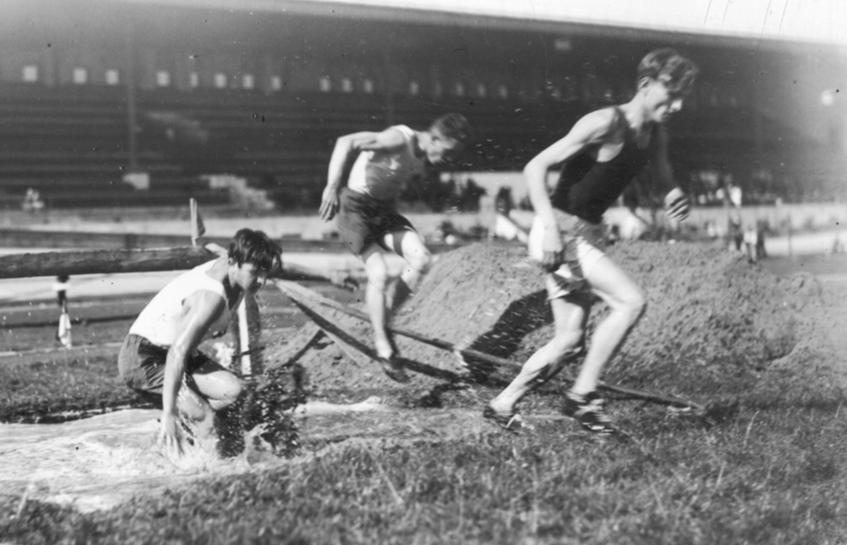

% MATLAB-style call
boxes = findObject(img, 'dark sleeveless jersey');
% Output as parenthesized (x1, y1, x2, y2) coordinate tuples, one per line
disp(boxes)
(551, 108, 652, 224)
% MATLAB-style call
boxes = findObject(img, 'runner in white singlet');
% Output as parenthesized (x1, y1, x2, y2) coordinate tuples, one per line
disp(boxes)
(118, 228, 281, 457)
(319, 114, 473, 382)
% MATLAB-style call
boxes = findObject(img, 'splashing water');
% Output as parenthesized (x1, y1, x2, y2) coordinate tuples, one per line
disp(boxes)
(0, 361, 390, 514)
(0, 408, 293, 513)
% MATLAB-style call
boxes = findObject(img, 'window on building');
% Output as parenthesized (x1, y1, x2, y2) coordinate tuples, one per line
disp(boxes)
(340, 77, 353, 93)
(156, 70, 171, 87)
(319, 76, 331, 92)
(189, 72, 200, 88)
(476, 83, 487, 98)
(242, 74, 255, 90)
(497, 84, 509, 99)
(433, 81, 443, 97)
(214, 72, 228, 89)
(454, 82, 465, 97)
(22, 65, 39, 83)
(409, 81, 420, 96)
(105, 69, 120, 86)
(362, 78, 375, 94)
(270, 75, 283, 91)
(72, 67, 88, 85)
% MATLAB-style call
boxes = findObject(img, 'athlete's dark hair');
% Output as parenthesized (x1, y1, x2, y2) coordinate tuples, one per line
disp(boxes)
(637, 48, 698, 95)
(228, 228, 282, 274)
(430, 113, 474, 144)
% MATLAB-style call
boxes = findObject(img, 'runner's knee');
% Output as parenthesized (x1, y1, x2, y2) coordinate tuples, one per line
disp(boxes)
(406, 247, 432, 275)
(616, 290, 646, 323)
(549, 329, 584, 356)
(211, 375, 242, 407)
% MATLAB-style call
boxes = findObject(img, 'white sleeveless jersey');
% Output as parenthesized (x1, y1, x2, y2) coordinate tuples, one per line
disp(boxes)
(346, 125, 426, 201)
(129, 259, 228, 347)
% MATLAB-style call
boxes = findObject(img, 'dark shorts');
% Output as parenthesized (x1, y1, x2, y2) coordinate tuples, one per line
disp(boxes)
(117, 333, 221, 405)
(336, 187, 415, 256)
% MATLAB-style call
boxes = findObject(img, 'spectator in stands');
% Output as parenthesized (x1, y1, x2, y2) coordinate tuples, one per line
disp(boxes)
(319, 113, 473, 382)
(492, 186, 530, 243)
(485, 48, 697, 435)
(22, 188, 45, 214)
(117, 228, 281, 457)
(743, 224, 758, 263)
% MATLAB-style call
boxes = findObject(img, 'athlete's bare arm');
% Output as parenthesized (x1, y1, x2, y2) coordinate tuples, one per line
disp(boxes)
(319, 128, 408, 221)
(523, 109, 617, 268)
(159, 291, 226, 454)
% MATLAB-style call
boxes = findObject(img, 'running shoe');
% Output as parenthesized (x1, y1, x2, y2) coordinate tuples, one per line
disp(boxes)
(562, 391, 615, 435)
(482, 406, 522, 432)
(378, 355, 410, 383)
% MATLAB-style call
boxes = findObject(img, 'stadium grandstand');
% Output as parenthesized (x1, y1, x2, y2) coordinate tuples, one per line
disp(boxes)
(0, 0, 844, 210)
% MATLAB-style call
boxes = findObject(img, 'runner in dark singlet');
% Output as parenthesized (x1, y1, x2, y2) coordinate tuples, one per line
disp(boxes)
(485, 49, 697, 434)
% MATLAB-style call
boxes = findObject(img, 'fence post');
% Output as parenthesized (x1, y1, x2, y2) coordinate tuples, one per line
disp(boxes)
(235, 293, 262, 376)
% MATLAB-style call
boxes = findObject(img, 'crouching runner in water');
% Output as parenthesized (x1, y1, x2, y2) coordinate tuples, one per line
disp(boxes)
(486, 49, 698, 435)
(319, 113, 473, 382)
(118, 228, 282, 456)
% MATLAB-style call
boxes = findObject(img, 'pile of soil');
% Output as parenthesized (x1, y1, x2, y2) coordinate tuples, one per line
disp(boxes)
(265, 241, 845, 409)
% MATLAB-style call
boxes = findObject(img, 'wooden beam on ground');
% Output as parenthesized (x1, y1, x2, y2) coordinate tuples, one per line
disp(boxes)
(279, 283, 463, 382)
(0, 247, 335, 282)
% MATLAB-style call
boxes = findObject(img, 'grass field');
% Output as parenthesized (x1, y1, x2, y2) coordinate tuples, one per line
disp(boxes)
(2, 403, 845, 544)
(1, 249, 845, 544)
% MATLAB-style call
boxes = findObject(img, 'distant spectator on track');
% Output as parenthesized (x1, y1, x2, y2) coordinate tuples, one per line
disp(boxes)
(117, 228, 281, 457)
(53, 274, 72, 348)
(319, 113, 473, 383)
(486, 48, 698, 435)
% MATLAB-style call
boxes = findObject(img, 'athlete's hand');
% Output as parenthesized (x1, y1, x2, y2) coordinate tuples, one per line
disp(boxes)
(539, 225, 564, 272)
(319, 187, 339, 222)
(664, 188, 690, 222)
(158, 411, 185, 458)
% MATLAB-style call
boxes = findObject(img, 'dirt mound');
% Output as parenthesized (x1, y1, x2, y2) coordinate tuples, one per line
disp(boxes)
(267, 241, 845, 408)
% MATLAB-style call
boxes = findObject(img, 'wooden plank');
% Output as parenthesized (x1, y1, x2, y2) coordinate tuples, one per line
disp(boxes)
(276, 279, 520, 370)
(0, 247, 214, 278)
(285, 294, 462, 382)
(0, 246, 334, 282)
(0, 228, 468, 253)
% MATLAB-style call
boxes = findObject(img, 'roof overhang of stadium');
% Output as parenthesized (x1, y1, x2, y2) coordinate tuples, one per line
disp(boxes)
(103, 0, 846, 51)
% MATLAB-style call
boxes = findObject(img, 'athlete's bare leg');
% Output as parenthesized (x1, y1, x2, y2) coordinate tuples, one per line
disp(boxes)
(178, 363, 242, 437)
(192, 363, 242, 411)
(383, 229, 432, 311)
(571, 255, 645, 396)
(488, 294, 589, 415)
(361, 244, 393, 359)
